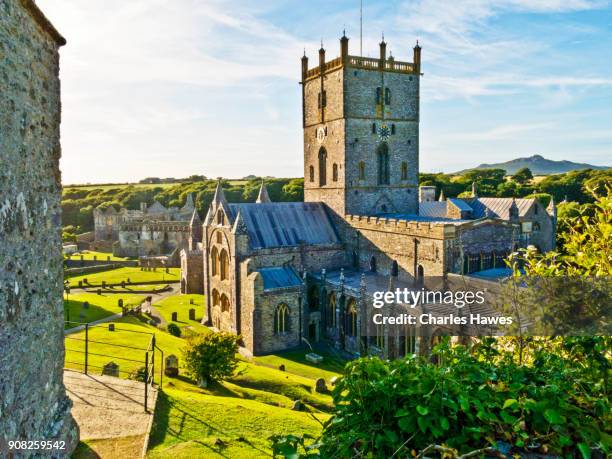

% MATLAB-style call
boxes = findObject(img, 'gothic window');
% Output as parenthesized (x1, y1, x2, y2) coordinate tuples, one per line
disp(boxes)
(371, 123, 376, 134)
(212, 289, 220, 306)
(375, 87, 382, 105)
(534, 205, 538, 215)
(221, 294, 230, 312)
(216, 210, 225, 225)
(220, 249, 229, 280)
(318, 147, 327, 186)
(332, 163, 338, 182)
(385, 87, 391, 105)
(309, 165, 315, 182)
(401, 162, 408, 180)
(359, 161, 365, 180)
(211, 247, 219, 276)
(391, 124, 396, 135)
(377, 143, 390, 185)
(216, 232, 222, 244)
(346, 299, 358, 337)
(327, 294, 336, 328)
(274, 303, 289, 334)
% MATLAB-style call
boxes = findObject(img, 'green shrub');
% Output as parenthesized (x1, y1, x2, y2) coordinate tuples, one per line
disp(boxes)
(182, 332, 240, 387)
(167, 323, 181, 337)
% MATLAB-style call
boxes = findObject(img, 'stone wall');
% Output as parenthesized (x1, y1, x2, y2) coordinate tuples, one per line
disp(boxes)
(180, 249, 203, 294)
(0, 0, 78, 455)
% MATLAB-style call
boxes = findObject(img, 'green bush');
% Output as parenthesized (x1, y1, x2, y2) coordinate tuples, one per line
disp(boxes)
(167, 323, 181, 337)
(182, 332, 240, 387)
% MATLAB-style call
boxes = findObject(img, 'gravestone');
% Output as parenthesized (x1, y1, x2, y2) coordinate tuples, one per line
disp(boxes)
(80, 255, 84, 261)
(279, 364, 286, 372)
(108, 324, 115, 331)
(82, 301, 89, 309)
(107, 256, 111, 261)
(127, 278, 131, 283)
(101, 281, 106, 288)
(164, 354, 179, 377)
(190, 298, 194, 305)
(97, 289, 102, 295)
(315, 378, 328, 393)
(118, 299, 123, 307)
(84, 278, 88, 284)
(189, 308, 196, 320)
(291, 400, 304, 411)
(78, 281, 83, 288)
(121, 281, 125, 288)
(102, 361, 119, 377)
(165, 268, 169, 273)
(171, 312, 178, 321)
(93, 255, 97, 261)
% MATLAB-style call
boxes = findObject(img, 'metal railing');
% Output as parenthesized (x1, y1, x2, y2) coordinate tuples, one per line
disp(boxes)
(64, 321, 165, 412)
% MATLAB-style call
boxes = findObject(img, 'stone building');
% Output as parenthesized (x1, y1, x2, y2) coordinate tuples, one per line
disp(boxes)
(181, 35, 556, 358)
(93, 195, 195, 263)
(0, 0, 78, 454)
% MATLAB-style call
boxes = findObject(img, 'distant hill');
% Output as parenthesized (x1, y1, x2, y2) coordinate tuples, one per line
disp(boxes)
(456, 155, 610, 175)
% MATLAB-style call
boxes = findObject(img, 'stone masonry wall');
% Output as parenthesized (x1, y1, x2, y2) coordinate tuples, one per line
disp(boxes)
(0, 0, 78, 455)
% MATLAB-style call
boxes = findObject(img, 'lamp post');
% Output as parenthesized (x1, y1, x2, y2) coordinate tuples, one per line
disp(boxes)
(64, 281, 71, 323)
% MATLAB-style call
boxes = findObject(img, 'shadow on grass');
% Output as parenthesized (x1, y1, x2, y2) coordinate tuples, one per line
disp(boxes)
(71, 442, 102, 459)
(64, 299, 116, 327)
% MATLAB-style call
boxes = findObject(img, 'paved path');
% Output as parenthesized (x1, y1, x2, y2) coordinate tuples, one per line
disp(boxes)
(64, 369, 157, 442)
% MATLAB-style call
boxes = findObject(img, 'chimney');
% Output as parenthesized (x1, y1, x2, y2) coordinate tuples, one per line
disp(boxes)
(379, 35, 386, 68)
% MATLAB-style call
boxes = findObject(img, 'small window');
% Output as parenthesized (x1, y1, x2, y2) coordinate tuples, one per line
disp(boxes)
(318, 91, 327, 108)
(317, 92, 321, 109)
(322, 90, 327, 107)
(391, 124, 396, 135)
(216, 232, 222, 244)
(534, 205, 538, 215)
(220, 249, 229, 280)
(216, 210, 225, 225)
(221, 294, 230, 312)
(384, 87, 391, 105)
(371, 123, 376, 134)
(359, 162, 365, 180)
(401, 162, 408, 180)
(332, 163, 338, 181)
(375, 87, 382, 105)
(309, 166, 314, 182)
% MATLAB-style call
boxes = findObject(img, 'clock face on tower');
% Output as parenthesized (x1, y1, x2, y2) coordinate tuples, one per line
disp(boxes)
(378, 124, 390, 141)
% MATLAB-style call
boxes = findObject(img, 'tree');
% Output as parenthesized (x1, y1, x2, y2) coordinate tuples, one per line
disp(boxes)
(512, 167, 533, 184)
(182, 332, 240, 387)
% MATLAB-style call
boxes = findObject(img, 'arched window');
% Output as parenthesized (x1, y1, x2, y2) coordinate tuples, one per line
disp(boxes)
(346, 299, 358, 337)
(212, 289, 220, 306)
(401, 162, 408, 180)
(274, 303, 289, 334)
(318, 147, 327, 186)
(371, 122, 376, 134)
(417, 265, 424, 286)
(384, 87, 391, 105)
(391, 123, 396, 135)
(220, 249, 229, 280)
(359, 162, 366, 180)
(216, 210, 225, 225)
(221, 294, 230, 312)
(327, 294, 336, 327)
(332, 163, 338, 182)
(211, 247, 219, 276)
(216, 232, 222, 244)
(377, 143, 390, 185)
(309, 166, 314, 182)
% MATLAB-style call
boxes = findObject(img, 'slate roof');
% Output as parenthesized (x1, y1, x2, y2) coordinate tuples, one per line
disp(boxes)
(418, 202, 447, 219)
(468, 198, 533, 219)
(228, 202, 339, 249)
(448, 198, 473, 212)
(258, 267, 303, 290)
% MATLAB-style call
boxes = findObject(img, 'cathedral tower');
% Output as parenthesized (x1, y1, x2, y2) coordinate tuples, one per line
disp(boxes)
(302, 34, 421, 217)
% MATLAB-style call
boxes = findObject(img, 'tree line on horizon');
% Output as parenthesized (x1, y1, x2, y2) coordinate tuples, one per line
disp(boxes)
(61, 168, 610, 241)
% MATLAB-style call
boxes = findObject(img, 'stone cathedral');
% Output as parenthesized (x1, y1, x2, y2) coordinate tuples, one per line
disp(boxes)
(181, 34, 556, 357)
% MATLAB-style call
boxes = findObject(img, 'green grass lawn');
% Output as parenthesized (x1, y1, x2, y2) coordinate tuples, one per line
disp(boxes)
(63, 311, 344, 458)
(64, 292, 146, 327)
(66, 267, 181, 287)
(153, 294, 209, 334)
(254, 348, 345, 383)
(66, 250, 131, 261)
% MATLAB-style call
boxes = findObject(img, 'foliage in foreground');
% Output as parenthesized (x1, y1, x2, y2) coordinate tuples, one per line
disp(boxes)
(182, 331, 240, 387)
(272, 338, 610, 458)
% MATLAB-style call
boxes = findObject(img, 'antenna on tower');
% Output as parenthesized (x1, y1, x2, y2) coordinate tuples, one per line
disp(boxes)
(360, 0, 363, 55)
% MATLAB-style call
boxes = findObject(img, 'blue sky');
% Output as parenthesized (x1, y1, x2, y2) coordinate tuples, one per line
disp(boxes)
(37, 0, 612, 184)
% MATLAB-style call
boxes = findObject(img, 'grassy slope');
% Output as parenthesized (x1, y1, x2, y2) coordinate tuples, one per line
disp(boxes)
(66, 267, 181, 287)
(63, 298, 344, 458)
(64, 291, 145, 326)
(153, 294, 209, 334)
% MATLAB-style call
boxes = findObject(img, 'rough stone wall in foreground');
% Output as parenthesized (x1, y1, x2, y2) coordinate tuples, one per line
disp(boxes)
(0, 0, 78, 456)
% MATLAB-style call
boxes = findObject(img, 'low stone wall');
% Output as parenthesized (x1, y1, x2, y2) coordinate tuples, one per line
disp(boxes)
(64, 259, 138, 269)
